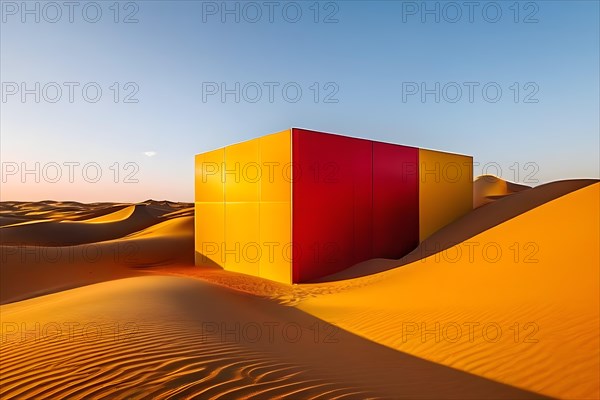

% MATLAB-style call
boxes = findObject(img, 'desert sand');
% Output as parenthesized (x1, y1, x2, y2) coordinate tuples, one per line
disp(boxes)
(1, 179, 598, 399)
(1, 275, 539, 399)
(0, 201, 194, 304)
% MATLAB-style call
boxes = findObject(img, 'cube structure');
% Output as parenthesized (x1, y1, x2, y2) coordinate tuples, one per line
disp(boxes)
(195, 128, 472, 284)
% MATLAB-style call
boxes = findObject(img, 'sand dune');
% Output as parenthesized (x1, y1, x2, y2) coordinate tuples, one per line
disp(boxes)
(0, 217, 38, 228)
(0, 276, 539, 399)
(159, 206, 195, 220)
(0, 201, 126, 223)
(0, 200, 195, 304)
(473, 175, 530, 208)
(126, 215, 194, 238)
(296, 183, 600, 399)
(79, 205, 136, 223)
(0, 200, 192, 225)
(0, 204, 175, 246)
(0, 215, 195, 304)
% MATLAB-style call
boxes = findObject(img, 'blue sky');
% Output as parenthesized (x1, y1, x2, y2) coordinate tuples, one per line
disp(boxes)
(1, 0, 598, 202)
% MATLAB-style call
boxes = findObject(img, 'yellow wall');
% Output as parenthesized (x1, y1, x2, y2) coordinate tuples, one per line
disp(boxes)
(195, 130, 292, 283)
(258, 131, 292, 283)
(419, 149, 473, 242)
(223, 138, 261, 275)
(194, 149, 225, 266)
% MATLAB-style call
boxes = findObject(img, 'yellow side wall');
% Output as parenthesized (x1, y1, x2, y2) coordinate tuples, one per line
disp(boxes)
(194, 130, 292, 283)
(258, 131, 292, 283)
(194, 149, 225, 266)
(419, 149, 473, 242)
(223, 138, 261, 275)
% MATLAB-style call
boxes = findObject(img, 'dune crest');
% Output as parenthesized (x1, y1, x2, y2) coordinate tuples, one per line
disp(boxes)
(78, 205, 136, 223)
(473, 175, 530, 208)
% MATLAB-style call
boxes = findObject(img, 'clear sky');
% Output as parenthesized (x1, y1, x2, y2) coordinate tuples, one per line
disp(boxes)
(1, 0, 598, 202)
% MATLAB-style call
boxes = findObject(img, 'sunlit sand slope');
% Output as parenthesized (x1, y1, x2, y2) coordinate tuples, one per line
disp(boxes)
(0, 276, 538, 399)
(0, 216, 194, 304)
(297, 183, 600, 399)
(78, 205, 137, 223)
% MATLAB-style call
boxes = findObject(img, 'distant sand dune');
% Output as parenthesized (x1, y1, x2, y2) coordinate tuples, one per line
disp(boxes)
(0, 216, 195, 304)
(0, 204, 172, 246)
(473, 175, 531, 208)
(159, 206, 195, 220)
(0, 200, 192, 225)
(0, 216, 36, 227)
(0, 201, 127, 223)
(78, 205, 136, 223)
(126, 214, 194, 238)
(0, 200, 195, 304)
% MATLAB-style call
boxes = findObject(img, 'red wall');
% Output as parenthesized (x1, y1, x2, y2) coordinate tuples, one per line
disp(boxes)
(372, 142, 419, 258)
(292, 129, 419, 283)
(292, 129, 372, 283)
